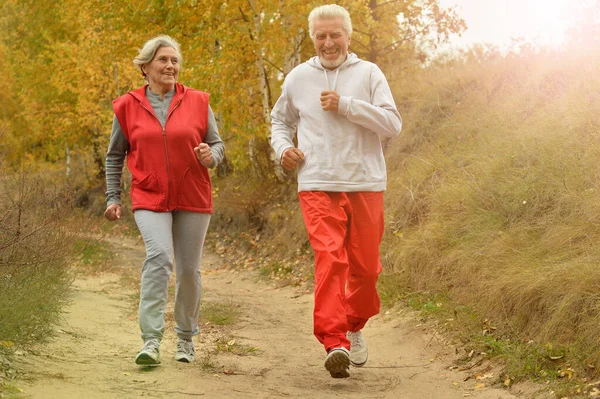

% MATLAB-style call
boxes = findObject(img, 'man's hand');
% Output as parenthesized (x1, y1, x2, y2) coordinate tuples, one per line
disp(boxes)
(194, 142, 213, 166)
(281, 148, 305, 171)
(320, 90, 340, 112)
(104, 204, 121, 221)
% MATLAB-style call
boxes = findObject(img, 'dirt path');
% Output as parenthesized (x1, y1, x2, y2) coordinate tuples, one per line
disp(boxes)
(14, 236, 548, 399)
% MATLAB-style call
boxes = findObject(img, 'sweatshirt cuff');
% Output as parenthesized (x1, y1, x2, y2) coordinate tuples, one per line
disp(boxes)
(106, 198, 121, 207)
(338, 96, 351, 116)
(207, 150, 218, 168)
(277, 145, 295, 161)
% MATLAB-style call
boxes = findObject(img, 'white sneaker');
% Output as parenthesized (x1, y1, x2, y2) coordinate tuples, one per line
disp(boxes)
(347, 331, 368, 367)
(324, 347, 350, 378)
(174, 338, 195, 363)
(135, 339, 161, 365)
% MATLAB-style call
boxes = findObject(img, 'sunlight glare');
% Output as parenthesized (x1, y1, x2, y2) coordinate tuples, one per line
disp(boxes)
(440, 0, 577, 48)
(513, 0, 570, 46)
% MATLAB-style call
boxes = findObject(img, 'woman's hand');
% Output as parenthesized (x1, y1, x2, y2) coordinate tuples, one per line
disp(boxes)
(104, 204, 122, 221)
(194, 143, 213, 167)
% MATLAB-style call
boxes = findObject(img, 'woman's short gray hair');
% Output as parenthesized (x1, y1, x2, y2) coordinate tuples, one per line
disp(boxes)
(133, 35, 183, 77)
(308, 4, 352, 40)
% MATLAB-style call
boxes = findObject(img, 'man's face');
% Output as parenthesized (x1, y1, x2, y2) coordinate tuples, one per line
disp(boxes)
(313, 17, 350, 70)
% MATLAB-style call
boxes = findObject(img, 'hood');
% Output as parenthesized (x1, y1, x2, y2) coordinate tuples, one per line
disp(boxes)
(306, 53, 361, 91)
(306, 53, 360, 71)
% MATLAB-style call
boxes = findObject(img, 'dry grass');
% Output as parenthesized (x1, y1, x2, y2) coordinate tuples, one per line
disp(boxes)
(211, 172, 314, 288)
(209, 46, 600, 393)
(380, 47, 600, 388)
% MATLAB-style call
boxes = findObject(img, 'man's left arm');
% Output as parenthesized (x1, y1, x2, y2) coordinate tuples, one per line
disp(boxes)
(336, 66, 402, 138)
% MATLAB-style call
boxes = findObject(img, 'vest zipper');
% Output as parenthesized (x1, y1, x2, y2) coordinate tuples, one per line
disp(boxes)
(162, 99, 182, 211)
(162, 127, 170, 211)
(139, 95, 183, 212)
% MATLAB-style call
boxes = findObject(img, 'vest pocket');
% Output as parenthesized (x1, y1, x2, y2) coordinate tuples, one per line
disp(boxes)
(177, 168, 212, 209)
(131, 173, 161, 208)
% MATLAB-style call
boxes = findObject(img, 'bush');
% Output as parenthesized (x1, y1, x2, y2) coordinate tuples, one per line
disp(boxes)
(0, 167, 76, 346)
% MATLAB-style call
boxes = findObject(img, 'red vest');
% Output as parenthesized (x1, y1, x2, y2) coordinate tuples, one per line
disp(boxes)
(112, 83, 212, 213)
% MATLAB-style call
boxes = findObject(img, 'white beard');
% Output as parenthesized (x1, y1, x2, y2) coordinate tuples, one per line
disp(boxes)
(319, 52, 346, 70)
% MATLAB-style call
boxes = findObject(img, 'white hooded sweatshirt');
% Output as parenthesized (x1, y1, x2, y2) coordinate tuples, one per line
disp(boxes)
(270, 53, 402, 192)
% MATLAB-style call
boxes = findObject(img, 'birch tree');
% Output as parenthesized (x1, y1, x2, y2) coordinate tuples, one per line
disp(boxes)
(0, 0, 465, 183)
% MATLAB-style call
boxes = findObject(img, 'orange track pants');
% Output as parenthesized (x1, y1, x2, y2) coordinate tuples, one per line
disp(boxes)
(299, 191, 384, 352)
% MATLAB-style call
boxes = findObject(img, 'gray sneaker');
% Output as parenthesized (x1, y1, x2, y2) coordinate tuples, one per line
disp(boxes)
(324, 347, 350, 378)
(135, 339, 161, 365)
(174, 338, 195, 363)
(347, 330, 368, 367)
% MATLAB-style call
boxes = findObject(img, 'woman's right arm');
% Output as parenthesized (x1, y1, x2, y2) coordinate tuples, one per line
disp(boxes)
(104, 116, 129, 220)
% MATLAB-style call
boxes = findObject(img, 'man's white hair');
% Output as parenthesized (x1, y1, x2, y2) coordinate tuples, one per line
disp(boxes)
(308, 4, 353, 40)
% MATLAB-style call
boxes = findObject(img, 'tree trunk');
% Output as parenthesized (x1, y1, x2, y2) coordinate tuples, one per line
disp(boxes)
(368, 0, 379, 63)
(92, 129, 105, 180)
(268, 1, 305, 183)
(65, 145, 71, 179)
(247, 0, 272, 179)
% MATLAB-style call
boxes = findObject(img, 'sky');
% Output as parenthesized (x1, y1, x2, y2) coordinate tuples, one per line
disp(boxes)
(438, 0, 577, 49)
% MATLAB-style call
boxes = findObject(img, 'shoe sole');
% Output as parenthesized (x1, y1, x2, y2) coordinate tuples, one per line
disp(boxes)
(350, 355, 368, 367)
(325, 350, 350, 378)
(135, 353, 161, 365)
(174, 355, 195, 363)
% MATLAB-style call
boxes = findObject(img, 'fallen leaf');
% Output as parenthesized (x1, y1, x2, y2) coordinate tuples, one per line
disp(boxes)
(559, 368, 575, 379)
(476, 373, 494, 380)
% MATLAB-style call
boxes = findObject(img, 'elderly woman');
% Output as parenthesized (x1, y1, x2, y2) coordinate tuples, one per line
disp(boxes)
(104, 35, 225, 365)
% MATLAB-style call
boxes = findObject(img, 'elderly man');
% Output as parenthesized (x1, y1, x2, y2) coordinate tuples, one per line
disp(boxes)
(270, 4, 402, 378)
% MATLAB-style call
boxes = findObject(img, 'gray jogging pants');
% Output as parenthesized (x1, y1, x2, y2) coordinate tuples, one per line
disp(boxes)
(134, 210, 211, 342)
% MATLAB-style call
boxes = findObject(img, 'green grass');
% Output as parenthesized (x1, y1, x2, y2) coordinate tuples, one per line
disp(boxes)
(73, 239, 114, 266)
(198, 351, 217, 371)
(258, 262, 294, 279)
(200, 301, 241, 326)
(0, 382, 24, 397)
(214, 335, 258, 356)
(377, 274, 407, 308)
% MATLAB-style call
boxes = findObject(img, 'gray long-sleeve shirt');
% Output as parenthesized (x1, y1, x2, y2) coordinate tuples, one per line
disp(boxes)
(105, 87, 225, 206)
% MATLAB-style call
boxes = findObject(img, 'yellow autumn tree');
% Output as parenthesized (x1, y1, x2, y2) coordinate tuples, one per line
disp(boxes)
(0, 39, 19, 162)
(1, 0, 465, 183)
(0, 0, 72, 166)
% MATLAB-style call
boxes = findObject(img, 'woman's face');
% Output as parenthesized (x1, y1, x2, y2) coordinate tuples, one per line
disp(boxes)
(142, 46, 180, 93)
